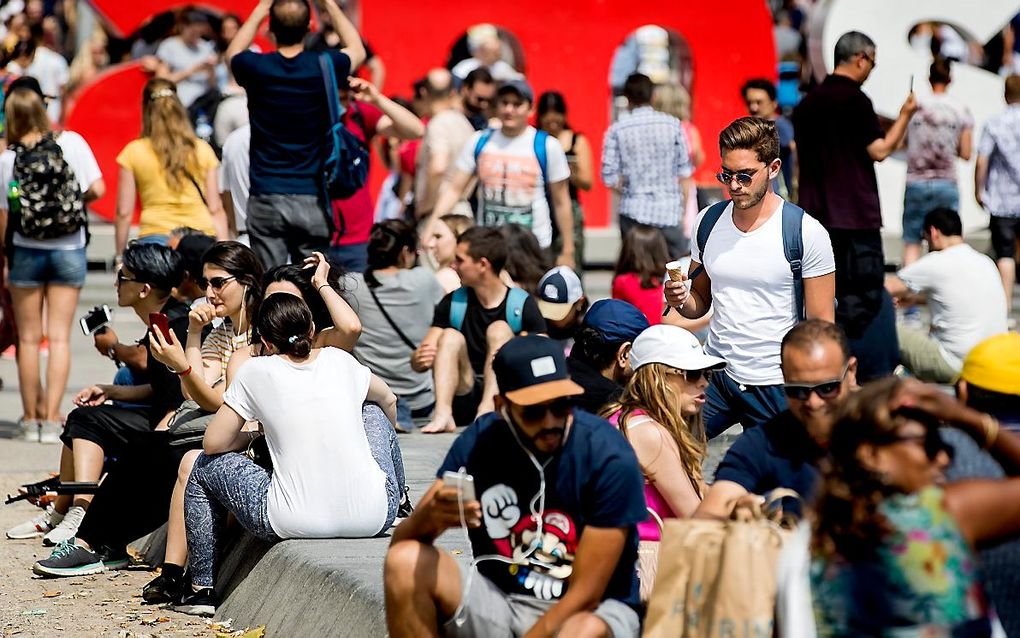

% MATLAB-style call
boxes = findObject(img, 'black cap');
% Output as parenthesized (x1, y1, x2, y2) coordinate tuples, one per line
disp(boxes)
(6, 76, 50, 103)
(493, 335, 583, 405)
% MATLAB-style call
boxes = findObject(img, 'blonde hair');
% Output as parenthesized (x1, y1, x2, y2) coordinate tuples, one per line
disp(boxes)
(141, 78, 200, 190)
(4, 88, 50, 143)
(440, 213, 474, 239)
(603, 363, 706, 490)
(652, 84, 692, 122)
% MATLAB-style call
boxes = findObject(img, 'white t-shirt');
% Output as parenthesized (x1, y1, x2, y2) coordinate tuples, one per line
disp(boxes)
(218, 125, 250, 234)
(223, 347, 388, 539)
(450, 58, 522, 82)
(693, 201, 835, 385)
(155, 36, 216, 107)
(8, 47, 69, 122)
(455, 126, 570, 248)
(897, 243, 1007, 369)
(0, 131, 102, 250)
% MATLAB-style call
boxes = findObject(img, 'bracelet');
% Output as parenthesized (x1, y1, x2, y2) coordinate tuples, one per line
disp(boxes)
(981, 414, 1000, 450)
(175, 366, 193, 377)
(317, 284, 331, 293)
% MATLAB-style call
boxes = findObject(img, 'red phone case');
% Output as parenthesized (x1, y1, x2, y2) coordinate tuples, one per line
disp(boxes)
(148, 312, 172, 343)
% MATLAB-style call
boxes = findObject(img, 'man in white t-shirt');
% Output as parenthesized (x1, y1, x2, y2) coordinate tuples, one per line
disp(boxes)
(426, 79, 576, 269)
(885, 208, 1007, 382)
(155, 11, 217, 108)
(7, 34, 68, 122)
(219, 124, 250, 244)
(665, 117, 836, 439)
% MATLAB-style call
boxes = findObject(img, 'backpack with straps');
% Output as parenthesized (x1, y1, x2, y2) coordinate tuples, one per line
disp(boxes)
(449, 286, 528, 334)
(690, 200, 806, 321)
(318, 53, 370, 205)
(473, 128, 557, 236)
(10, 133, 86, 241)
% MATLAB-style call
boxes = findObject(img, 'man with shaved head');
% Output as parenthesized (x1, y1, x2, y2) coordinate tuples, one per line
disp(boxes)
(415, 67, 475, 218)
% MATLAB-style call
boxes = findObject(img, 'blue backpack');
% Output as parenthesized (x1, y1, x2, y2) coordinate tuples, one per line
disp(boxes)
(472, 129, 555, 234)
(449, 286, 529, 334)
(690, 200, 807, 321)
(319, 53, 369, 207)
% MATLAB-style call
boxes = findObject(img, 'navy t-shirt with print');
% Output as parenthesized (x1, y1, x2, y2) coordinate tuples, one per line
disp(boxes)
(232, 49, 351, 196)
(437, 410, 646, 609)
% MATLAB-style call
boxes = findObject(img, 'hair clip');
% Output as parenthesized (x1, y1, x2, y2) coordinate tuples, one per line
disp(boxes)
(150, 88, 176, 101)
(288, 335, 299, 344)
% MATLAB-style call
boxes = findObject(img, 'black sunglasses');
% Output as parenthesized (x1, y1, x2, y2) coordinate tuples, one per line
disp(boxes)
(880, 428, 953, 462)
(117, 270, 140, 284)
(715, 168, 758, 187)
(520, 398, 573, 422)
(783, 362, 850, 401)
(668, 368, 714, 384)
(206, 275, 237, 290)
(859, 51, 876, 68)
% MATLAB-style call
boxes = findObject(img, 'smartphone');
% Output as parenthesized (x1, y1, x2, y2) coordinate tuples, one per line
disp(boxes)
(442, 471, 476, 502)
(148, 312, 172, 344)
(78, 305, 112, 336)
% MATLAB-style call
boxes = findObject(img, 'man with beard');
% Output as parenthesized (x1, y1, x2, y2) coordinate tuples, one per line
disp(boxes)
(695, 320, 856, 518)
(384, 335, 646, 638)
(664, 117, 836, 438)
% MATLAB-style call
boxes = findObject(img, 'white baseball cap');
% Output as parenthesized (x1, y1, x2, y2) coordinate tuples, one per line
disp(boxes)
(630, 324, 727, 372)
(537, 266, 584, 321)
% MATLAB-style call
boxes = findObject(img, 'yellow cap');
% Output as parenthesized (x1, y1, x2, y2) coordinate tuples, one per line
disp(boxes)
(959, 332, 1020, 395)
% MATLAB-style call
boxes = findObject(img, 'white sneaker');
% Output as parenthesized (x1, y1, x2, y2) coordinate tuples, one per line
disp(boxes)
(7, 506, 64, 540)
(19, 418, 39, 443)
(39, 421, 63, 444)
(42, 506, 85, 546)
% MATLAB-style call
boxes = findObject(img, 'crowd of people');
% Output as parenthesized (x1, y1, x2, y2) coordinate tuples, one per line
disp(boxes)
(0, 0, 1018, 636)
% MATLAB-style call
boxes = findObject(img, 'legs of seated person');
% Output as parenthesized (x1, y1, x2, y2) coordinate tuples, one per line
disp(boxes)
(185, 452, 278, 588)
(422, 328, 475, 434)
(477, 321, 513, 418)
(384, 541, 636, 638)
(163, 449, 203, 569)
(361, 404, 404, 531)
(896, 325, 958, 384)
(703, 371, 786, 439)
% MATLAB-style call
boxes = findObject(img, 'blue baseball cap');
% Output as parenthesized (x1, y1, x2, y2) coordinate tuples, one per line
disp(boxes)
(582, 300, 649, 344)
(494, 335, 584, 405)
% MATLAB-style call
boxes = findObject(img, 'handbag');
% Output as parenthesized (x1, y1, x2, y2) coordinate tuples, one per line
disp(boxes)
(643, 489, 801, 638)
(638, 507, 665, 604)
(367, 284, 417, 350)
(166, 399, 215, 447)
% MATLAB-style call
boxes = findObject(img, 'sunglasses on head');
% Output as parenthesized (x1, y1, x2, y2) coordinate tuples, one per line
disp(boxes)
(519, 398, 573, 422)
(783, 362, 850, 401)
(206, 275, 237, 290)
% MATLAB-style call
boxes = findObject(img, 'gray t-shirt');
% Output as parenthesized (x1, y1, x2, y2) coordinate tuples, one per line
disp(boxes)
(156, 36, 216, 107)
(348, 268, 445, 409)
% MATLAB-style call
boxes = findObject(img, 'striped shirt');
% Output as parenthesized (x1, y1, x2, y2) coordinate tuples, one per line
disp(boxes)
(201, 320, 248, 387)
(600, 106, 693, 227)
(978, 104, 1020, 218)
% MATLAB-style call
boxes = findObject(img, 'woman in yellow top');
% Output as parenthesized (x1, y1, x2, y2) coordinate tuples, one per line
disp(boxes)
(114, 78, 226, 257)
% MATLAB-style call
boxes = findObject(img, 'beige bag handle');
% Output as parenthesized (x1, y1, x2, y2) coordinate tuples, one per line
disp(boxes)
(646, 507, 665, 533)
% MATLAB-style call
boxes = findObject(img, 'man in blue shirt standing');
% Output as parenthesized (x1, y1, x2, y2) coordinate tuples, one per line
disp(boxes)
(385, 335, 646, 638)
(226, 0, 366, 268)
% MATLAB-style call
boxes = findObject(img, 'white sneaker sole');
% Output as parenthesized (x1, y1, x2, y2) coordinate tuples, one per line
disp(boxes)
(32, 561, 105, 578)
(6, 529, 47, 540)
(172, 603, 216, 617)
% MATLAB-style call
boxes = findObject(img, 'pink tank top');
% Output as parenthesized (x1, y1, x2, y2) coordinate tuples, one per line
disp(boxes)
(608, 409, 676, 541)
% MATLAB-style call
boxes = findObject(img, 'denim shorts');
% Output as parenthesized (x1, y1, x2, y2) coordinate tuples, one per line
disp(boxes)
(8, 246, 86, 288)
(902, 180, 959, 243)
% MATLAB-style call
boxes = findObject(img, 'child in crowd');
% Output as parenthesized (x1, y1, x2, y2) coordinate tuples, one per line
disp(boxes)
(612, 224, 669, 325)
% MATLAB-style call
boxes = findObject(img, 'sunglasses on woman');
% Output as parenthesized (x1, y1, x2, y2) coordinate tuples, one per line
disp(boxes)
(666, 368, 714, 383)
(783, 362, 850, 401)
(205, 275, 237, 290)
(519, 398, 573, 422)
(880, 426, 953, 462)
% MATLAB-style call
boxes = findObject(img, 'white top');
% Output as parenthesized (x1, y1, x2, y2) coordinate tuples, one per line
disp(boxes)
(897, 243, 1008, 369)
(0, 131, 102, 250)
(218, 125, 250, 233)
(693, 200, 835, 385)
(155, 36, 216, 107)
(223, 347, 388, 539)
(450, 57, 522, 82)
(455, 126, 570, 248)
(8, 46, 68, 122)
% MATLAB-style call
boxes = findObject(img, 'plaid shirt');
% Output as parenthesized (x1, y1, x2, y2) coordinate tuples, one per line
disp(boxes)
(600, 106, 693, 227)
(978, 104, 1020, 218)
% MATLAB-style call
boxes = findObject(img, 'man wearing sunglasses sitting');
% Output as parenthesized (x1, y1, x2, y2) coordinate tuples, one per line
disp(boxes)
(384, 335, 647, 638)
(696, 320, 855, 518)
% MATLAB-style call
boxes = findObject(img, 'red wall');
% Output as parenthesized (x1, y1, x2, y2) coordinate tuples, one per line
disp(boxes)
(73, 0, 776, 226)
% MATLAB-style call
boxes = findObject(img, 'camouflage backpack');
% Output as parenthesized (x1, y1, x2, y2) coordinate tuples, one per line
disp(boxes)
(10, 133, 85, 240)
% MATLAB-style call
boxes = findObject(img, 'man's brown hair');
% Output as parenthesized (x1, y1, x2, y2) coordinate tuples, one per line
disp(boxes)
(458, 226, 507, 273)
(719, 116, 780, 164)
(1005, 74, 1020, 104)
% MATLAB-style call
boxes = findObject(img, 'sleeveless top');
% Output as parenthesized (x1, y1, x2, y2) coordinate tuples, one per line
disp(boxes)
(607, 409, 681, 541)
(564, 131, 581, 203)
(810, 486, 1000, 637)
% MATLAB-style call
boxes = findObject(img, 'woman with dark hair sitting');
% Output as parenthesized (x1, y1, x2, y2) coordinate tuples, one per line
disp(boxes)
(811, 377, 1020, 636)
(349, 220, 445, 431)
(175, 294, 400, 617)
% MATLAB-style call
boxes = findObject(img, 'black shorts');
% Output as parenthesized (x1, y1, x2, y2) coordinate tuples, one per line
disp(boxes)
(990, 216, 1020, 260)
(452, 375, 484, 427)
(61, 404, 153, 460)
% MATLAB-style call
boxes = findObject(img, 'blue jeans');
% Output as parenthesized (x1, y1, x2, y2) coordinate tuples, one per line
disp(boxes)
(328, 241, 368, 273)
(703, 371, 787, 439)
(395, 391, 435, 431)
(135, 234, 169, 246)
(902, 180, 958, 244)
(7, 246, 86, 288)
(112, 366, 149, 409)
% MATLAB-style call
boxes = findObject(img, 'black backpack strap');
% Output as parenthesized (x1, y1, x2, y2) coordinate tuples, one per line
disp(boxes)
(186, 173, 208, 207)
(366, 282, 418, 350)
(781, 201, 806, 322)
(687, 200, 730, 282)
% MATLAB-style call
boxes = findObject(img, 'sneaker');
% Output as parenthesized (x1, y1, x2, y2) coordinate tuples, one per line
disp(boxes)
(2, 344, 15, 360)
(33, 541, 104, 577)
(39, 421, 63, 444)
(172, 588, 217, 617)
(142, 570, 187, 605)
(6, 506, 64, 539)
(19, 418, 39, 443)
(396, 485, 414, 519)
(42, 505, 85, 546)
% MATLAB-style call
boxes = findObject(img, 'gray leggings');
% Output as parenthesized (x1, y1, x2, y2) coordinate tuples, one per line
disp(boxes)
(184, 404, 404, 588)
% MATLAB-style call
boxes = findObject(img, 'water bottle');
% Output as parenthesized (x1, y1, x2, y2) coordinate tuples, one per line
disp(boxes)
(195, 111, 213, 142)
(7, 180, 20, 215)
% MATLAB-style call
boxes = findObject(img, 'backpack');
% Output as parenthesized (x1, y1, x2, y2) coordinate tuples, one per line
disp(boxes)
(690, 199, 806, 321)
(9, 133, 86, 241)
(449, 286, 528, 334)
(319, 53, 369, 205)
(472, 128, 556, 236)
